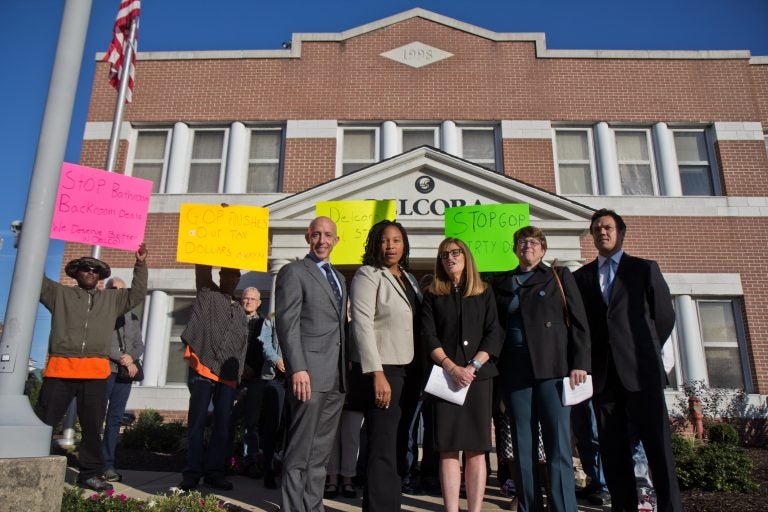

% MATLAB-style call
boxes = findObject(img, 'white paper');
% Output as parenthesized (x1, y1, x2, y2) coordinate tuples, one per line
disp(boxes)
(424, 365, 469, 406)
(561, 374, 593, 406)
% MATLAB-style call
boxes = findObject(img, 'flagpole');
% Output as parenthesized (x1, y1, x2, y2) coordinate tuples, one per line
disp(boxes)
(93, 16, 138, 260)
(0, 0, 93, 459)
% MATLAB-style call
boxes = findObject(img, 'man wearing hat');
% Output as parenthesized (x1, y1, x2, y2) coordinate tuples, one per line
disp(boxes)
(36, 243, 148, 492)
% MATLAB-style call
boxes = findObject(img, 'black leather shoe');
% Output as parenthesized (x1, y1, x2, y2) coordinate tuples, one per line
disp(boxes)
(78, 476, 113, 492)
(204, 475, 234, 490)
(588, 490, 612, 506)
(178, 476, 199, 491)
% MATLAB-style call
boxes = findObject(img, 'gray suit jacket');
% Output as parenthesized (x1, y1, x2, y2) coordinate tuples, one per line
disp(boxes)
(349, 265, 419, 374)
(276, 256, 347, 393)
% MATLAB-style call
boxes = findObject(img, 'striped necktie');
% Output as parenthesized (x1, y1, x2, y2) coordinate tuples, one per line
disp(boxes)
(322, 263, 342, 308)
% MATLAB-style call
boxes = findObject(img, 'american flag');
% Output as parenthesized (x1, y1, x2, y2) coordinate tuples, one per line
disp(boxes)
(104, 0, 141, 103)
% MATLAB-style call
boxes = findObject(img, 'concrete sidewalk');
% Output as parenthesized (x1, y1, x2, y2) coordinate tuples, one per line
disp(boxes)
(65, 466, 610, 511)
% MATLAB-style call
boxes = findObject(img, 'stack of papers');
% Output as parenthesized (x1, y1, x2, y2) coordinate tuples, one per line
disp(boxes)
(424, 365, 469, 405)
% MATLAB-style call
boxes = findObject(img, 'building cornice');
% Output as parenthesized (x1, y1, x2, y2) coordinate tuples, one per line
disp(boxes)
(94, 8, 757, 63)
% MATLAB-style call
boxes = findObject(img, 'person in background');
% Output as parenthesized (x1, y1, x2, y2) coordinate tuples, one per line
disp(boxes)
(573, 209, 681, 512)
(350, 219, 421, 512)
(256, 312, 287, 489)
(102, 277, 145, 483)
(36, 244, 148, 492)
(237, 287, 266, 479)
(420, 238, 503, 512)
(489, 226, 590, 512)
(179, 265, 249, 492)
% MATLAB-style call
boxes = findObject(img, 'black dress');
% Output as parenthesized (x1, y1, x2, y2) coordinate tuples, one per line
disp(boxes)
(420, 286, 504, 452)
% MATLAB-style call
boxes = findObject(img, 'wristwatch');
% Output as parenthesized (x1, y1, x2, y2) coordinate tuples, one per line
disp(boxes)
(468, 359, 483, 371)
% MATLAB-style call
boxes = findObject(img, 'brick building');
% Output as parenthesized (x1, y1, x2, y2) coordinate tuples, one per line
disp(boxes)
(69, 8, 768, 415)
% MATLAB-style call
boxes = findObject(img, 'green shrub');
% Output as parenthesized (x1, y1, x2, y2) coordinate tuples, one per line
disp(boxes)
(695, 443, 758, 493)
(118, 409, 186, 453)
(61, 486, 228, 511)
(708, 422, 739, 445)
(672, 433, 758, 493)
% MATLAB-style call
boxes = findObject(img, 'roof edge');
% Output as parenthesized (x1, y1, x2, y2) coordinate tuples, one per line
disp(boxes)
(94, 8, 755, 62)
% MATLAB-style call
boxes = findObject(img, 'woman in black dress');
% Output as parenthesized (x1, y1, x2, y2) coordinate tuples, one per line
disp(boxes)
(420, 238, 503, 512)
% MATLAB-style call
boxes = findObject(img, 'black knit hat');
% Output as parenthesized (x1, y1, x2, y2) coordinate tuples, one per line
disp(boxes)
(64, 257, 111, 280)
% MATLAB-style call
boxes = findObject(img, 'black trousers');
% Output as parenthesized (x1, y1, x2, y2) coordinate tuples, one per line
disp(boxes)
(595, 363, 682, 512)
(35, 377, 108, 480)
(363, 366, 405, 512)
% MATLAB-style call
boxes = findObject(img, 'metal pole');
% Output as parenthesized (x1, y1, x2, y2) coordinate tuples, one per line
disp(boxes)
(93, 17, 138, 261)
(0, 0, 93, 458)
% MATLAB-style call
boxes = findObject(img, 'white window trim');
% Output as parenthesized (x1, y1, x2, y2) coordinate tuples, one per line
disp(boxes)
(247, 126, 285, 192)
(164, 294, 196, 387)
(187, 127, 230, 193)
(399, 125, 440, 153)
(614, 127, 660, 196)
(127, 127, 172, 193)
(671, 127, 722, 196)
(336, 125, 380, 177)
(457, 125, 501, 172)
(553, 126, 598, 195)
(695, 298, 753, 393)
(664, 326, 683, 391)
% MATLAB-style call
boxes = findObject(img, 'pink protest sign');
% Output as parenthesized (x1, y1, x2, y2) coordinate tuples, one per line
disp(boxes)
(50, 163, 153, 251)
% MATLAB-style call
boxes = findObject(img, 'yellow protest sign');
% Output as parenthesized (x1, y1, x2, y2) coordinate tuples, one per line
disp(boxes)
(177, 203, 269, 271)
(316, 200, 397, 265)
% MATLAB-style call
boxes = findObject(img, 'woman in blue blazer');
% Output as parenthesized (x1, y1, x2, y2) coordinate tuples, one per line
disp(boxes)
(489, 226, 590, 512)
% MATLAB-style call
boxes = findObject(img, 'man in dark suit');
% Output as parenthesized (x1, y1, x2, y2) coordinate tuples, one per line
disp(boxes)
(276, 216, 347, 512)
(573, 209, 681, 512)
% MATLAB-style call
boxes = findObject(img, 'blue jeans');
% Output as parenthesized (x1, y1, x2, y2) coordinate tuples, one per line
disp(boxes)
(183, 367, 237, 480)
(571, 399, 608, 492)
(102, 372, 133, 470)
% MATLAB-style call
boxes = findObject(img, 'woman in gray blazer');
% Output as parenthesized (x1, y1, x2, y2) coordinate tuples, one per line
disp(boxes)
(489, 226, 590, 512)
(350, 219, 420, 512)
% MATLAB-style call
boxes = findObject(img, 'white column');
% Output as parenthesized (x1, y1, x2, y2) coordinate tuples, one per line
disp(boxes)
(165, 122, 190, 193)
(268, 259, 291, 314)
(140, 290, 170, 387)
(675, 295, 709, 385)
(594, 122, 622, 196)
(381, 121, 399, 159)
(224, 121, 248, 193)
(441, 120, 459, 156)
(653, 122, 683, 197)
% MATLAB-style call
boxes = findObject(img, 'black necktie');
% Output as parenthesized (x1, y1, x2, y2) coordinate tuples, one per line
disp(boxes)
(322, 263, 342, 308)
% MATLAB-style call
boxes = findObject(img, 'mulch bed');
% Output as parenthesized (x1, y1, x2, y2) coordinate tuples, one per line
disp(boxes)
(680, 447, 768, 511)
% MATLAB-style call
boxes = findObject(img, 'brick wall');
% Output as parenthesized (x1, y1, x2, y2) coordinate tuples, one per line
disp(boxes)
(282, 138, 337, 193)
(502, 138, 555, 190)
(715, 140, 768, 196)
(87, 18, 764, 124)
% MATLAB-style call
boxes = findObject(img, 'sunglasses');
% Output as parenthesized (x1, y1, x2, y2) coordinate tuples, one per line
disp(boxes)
(78, 265, 100, 274)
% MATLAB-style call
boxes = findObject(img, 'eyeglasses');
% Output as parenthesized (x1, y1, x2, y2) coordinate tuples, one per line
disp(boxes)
(439, 249, 464, 260)
(78, 265, 99, 274)
(242, 297, 261, 302)
(516, 239, 542, 248)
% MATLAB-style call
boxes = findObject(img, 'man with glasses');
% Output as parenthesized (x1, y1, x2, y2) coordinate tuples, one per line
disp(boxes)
(573, 209, 681, 512)
(234, 287, 267, 478)
(36, 244, 148, 492)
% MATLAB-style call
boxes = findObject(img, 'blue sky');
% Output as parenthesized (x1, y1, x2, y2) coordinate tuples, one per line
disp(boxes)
(1, 0, 767, 366)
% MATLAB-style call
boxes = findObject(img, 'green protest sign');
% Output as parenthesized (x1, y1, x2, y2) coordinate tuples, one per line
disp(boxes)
(444, 203, 530, 272)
